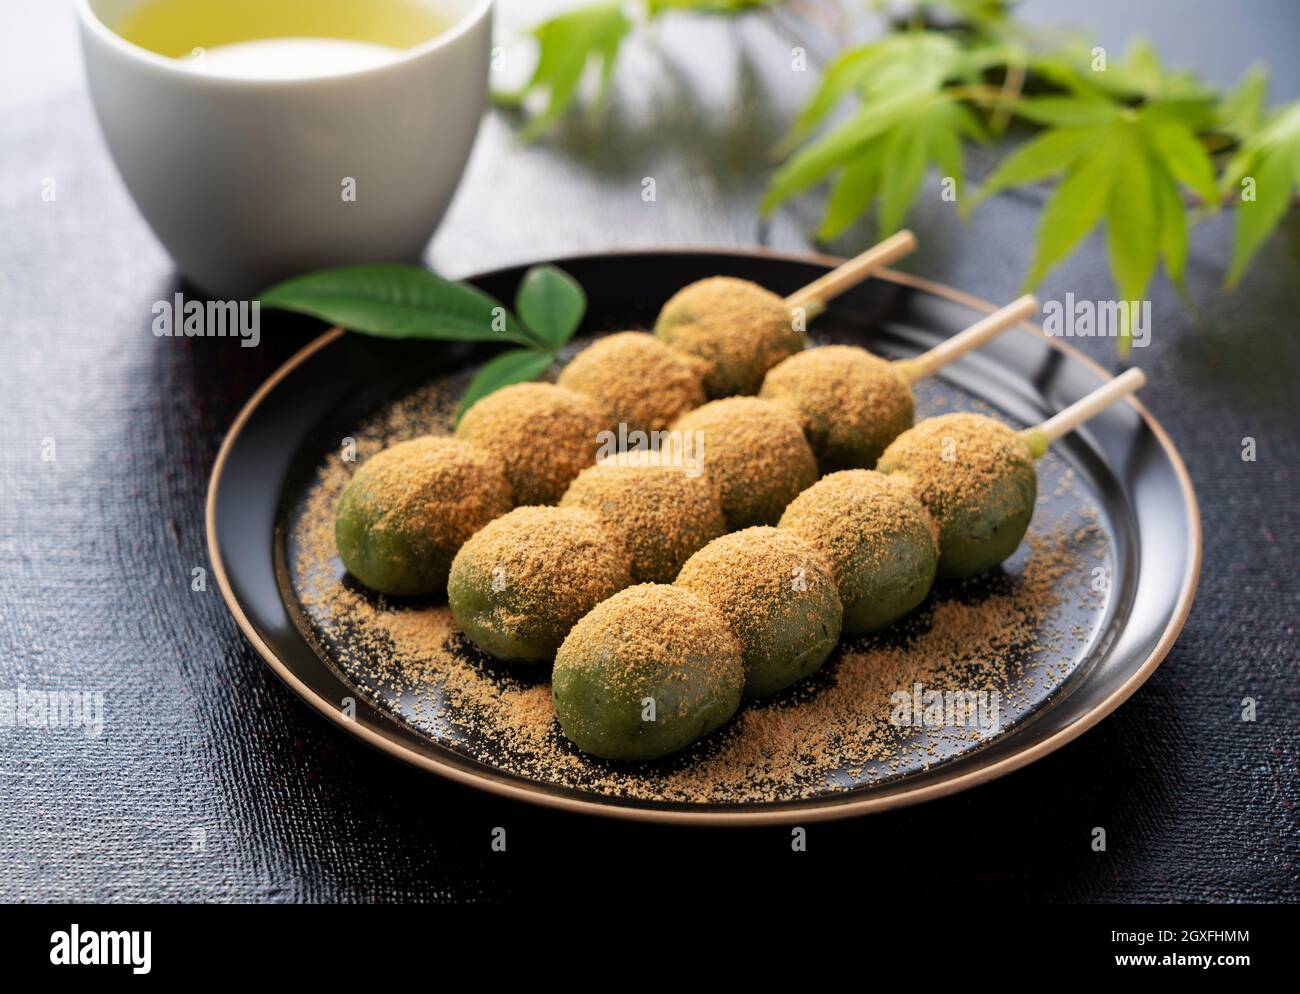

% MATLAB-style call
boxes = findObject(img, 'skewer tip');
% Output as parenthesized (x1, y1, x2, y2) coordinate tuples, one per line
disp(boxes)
(1024, 365, 1148, 457)
(1115, 366, 1147, 391)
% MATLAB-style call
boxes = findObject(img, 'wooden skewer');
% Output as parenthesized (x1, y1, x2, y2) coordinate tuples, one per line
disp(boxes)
(895, 294, 1039, 384)
(784, 230, 918, 317)
(1022, 367, 1147, 458)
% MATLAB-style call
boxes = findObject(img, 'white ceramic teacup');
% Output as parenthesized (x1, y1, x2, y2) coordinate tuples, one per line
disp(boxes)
(75, 0, 493, 298)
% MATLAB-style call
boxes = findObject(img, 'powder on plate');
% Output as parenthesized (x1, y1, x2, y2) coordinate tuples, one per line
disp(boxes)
(288, 375, 1109, 805)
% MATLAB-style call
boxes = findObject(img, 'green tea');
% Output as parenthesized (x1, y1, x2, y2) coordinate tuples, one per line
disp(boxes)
(115, 0, 449, 58)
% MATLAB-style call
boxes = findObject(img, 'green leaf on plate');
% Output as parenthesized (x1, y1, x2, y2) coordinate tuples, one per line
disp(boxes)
(260, 264, 531, 345)
(515, 265, 587, 350)
(455, 348, 555, 423)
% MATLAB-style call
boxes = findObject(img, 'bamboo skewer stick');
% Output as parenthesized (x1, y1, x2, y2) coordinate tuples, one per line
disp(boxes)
(895, 294, 1039, 384)
(1023, 368, 1147, 457)
(784, 230, 918, 317)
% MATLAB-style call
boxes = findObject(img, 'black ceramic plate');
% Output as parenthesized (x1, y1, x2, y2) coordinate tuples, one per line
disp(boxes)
(206, 249, 1200, 824)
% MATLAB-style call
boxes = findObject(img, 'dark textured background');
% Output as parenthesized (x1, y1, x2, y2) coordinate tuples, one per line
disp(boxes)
(1, 0, 1296, 903)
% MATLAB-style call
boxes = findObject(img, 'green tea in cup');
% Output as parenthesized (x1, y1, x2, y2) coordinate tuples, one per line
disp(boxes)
(114, 0, 449, 77)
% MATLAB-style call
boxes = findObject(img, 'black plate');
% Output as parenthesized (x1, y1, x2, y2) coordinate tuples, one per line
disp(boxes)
(206, 249, 1200, 823)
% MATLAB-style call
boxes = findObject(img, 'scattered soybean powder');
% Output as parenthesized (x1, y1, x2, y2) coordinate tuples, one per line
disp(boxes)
(287, 373, 1111, 805)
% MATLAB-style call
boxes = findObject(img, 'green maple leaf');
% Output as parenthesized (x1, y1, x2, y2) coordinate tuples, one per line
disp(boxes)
(763, 89, 932, 213)
(844, 98, 982, 238)
(494, 2, 633, 140)
(1030, 39, 1214, 107)
(1220, 99, 1300, 288)
(763, 92, 985, 237)
(971, 96, 1216, 349)
(764, 31, 995, 236)
(1092, 39, 1214, 103)
(921, 0, 1014, 32)
(1217, 66, 1269, 142)
(776, 32, 975, 155)
(648, 0, 773, 12)
(496, 1, 772, 138)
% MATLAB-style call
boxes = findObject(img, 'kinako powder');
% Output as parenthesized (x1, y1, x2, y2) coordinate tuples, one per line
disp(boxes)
(761, 344, 914, 471)
(878, 411, 1037, 530)
(556, 331, 708, 437)
(288, 374, 1110, 805)
(454, 381, 604, 505)
(560, 452, 726, 584)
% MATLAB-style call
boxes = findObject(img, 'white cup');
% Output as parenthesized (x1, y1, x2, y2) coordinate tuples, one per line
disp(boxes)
(75, 0, 493, 298)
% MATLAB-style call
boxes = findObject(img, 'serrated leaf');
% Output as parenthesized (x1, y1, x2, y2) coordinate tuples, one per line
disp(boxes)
(456, 349, 555, 423)
(1218, 65, 1269, 141)
(805, 97, 976, 237)
(499, 3, 632, 140)
(928, 112, 966, 199)
(1136, 97, 1217, 131)
(817, 144, 885, 240)
(648, 0, 772, 12)
(1226, 141, 1296, 287)
(878, 117, 931, 236)
(1105, 127, 1160, 302)
(1147, 152, 1189, 286)
(968, 125, 1100, 209)
(1012, 95, 1122, 128)
(1091, 38, 1214, 103)
(851, 33, 968, 97)
(1140, 115, 1218, 205)
(1104, 128, 1161, 352)
(260, 265, 531, 345)
(1223, 100, 1300, 286)
(515, 265, 586, 350)
(1025, 125, 1123, 288)
(778, 45, 881, 154)
(777, 33, 967, 154)
(762, 91, 927, 214)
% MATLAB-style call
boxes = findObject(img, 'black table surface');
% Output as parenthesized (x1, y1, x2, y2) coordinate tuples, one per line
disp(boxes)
(1, 1, 1296, 903)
